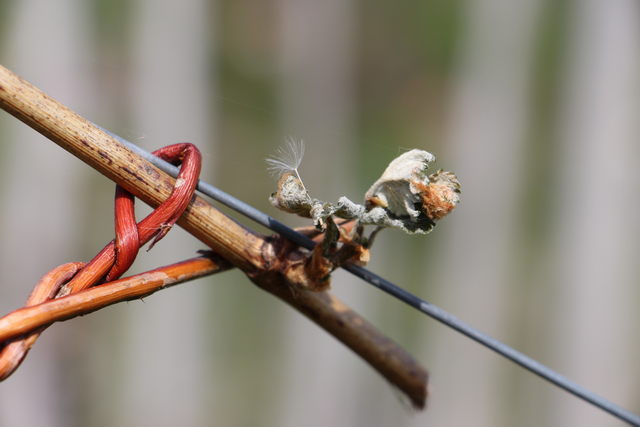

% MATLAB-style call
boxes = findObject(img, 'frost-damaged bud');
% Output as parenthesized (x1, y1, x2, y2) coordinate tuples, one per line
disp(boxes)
(266, 143, 460, 290)
(364, 149, 460, 234)
(267, 144, 460, 236)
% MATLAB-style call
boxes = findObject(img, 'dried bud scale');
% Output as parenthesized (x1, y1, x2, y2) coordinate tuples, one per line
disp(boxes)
(417, 170, 461, 221)
(269, 173, 314, 217)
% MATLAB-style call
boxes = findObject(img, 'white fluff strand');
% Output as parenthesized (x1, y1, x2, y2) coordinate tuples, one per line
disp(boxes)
(266, 137, 308, 195)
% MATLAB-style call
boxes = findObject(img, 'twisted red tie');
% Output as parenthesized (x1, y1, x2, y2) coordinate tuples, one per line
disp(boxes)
(0, 143, 201, 380)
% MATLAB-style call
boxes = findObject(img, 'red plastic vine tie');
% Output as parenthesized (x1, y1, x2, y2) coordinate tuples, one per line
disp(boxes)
(0, 262, 85, 380)
(0, 143, 202, 380)
(107, 185, 139, 281)
(60, 143, 201, 294)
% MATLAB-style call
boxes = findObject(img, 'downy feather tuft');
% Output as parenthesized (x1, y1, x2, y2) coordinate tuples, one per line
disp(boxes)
(266, 137, 306, 178)
(266, 137, 310, 198)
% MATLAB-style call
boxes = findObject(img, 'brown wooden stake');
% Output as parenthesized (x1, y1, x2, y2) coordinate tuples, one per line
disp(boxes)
(0, 64, 428, 408)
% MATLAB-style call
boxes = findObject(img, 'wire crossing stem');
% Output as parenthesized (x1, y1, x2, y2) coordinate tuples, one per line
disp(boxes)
(0, 64, 428, 408)
(1, 64, 638, 425)
(111, 119, 640, 426)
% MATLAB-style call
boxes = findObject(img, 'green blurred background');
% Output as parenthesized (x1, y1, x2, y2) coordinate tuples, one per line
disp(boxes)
(0, 1, 638, 426)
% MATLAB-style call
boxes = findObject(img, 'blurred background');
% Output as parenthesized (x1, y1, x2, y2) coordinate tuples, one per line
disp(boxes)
(0, 0, 639, 426)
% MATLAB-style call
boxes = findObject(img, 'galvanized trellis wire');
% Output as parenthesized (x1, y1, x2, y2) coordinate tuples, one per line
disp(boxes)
(110, 130, 640, 427)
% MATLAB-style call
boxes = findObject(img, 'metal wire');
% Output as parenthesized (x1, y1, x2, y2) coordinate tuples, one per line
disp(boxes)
(107, 130, 640, 426)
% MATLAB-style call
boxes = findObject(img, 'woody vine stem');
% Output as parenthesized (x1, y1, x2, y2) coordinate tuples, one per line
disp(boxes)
(1, 65, 639, 427)
(0, 65, 428, 408)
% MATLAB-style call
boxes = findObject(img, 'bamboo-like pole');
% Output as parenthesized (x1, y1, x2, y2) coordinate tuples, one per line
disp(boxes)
(0, 64, 428, 408)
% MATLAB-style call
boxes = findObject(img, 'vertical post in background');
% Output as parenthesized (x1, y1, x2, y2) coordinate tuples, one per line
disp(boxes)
(0, 1, 90, 426)
(110, 1, 215, 426)
(549, 1, 640, 425)
(274, 1, 363, 426)
(419, 1, 542, 426)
